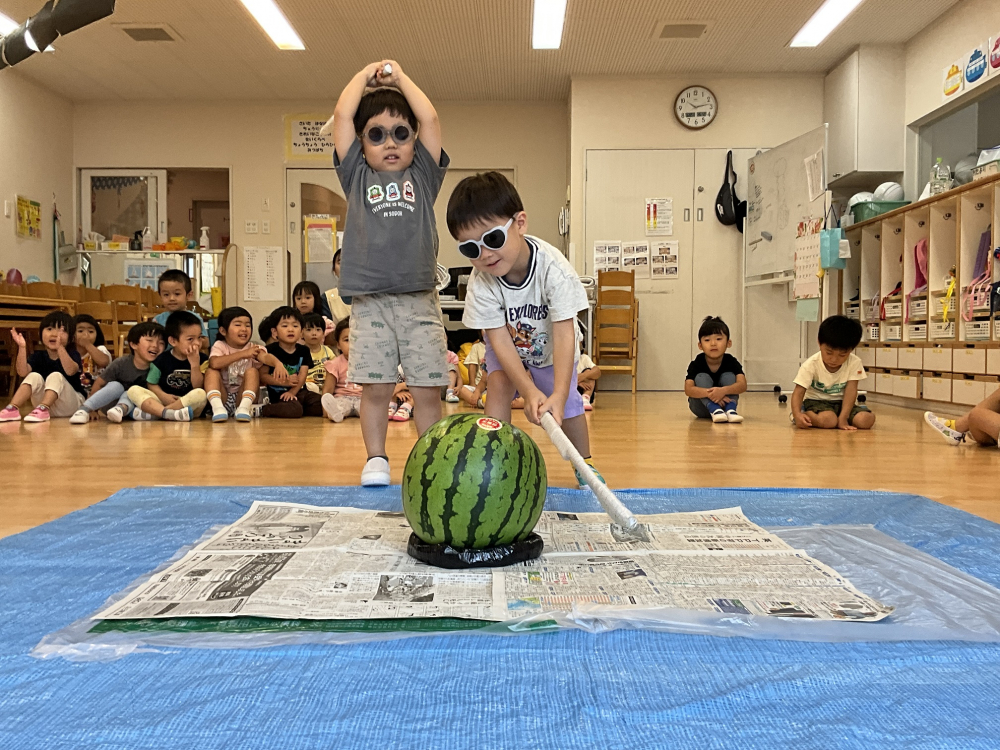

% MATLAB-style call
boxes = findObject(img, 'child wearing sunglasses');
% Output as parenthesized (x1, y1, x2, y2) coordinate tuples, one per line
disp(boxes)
(332, 59, 450, 486)
(448, 172, 605, 490)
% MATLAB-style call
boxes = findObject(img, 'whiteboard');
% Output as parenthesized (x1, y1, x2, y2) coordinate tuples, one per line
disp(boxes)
(744, 125, 828, 279)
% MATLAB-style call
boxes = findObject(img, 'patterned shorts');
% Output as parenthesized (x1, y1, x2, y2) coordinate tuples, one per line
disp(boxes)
(347, 290, 449, 387)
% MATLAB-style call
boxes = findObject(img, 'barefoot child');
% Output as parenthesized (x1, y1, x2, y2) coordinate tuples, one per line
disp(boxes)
(206, 306, 275, 423)
(0, 313, 85, 422)
(448, 171, 604, 488)
(332, 59, 450, 485)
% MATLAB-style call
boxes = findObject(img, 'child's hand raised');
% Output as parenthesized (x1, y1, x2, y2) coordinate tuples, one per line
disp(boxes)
(376, 60, 401, 86)
(57, 328, 70, 349)
(10, 328, 25, 348)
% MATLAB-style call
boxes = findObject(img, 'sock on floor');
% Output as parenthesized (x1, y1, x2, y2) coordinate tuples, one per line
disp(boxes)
(208, 391, 226, 417)
(164, 407, 191, 422)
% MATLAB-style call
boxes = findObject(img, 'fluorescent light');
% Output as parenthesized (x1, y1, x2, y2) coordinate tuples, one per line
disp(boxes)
(238, 0, 304, 50)
(0, 12, 19, 37)
(532, 0, 567, 50)
(790, 0, 865, 48)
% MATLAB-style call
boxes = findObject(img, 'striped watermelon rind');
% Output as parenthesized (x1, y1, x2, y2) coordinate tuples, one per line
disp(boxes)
(402, 414, 547, 549)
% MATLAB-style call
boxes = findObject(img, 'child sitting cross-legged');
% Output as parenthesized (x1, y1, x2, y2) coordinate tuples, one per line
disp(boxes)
(302, 313, 336, 393)
(791, 315, 875, 431)
(127, 311, 208, 421)
(72, 313, 112, 397)
(448, 172, 603, 488)
(70, 322, 166, 423)
(321, 318, 363, 423)
(684, 316, 747, 423)
(459, 368, 526, 411)
(205, 306, 274, 423)
(260, 306, 324, 418)
(1, 312, 86, 422)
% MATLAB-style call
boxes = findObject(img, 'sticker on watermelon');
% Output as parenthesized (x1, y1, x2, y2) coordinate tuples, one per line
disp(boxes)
(476, 417, 502, 431)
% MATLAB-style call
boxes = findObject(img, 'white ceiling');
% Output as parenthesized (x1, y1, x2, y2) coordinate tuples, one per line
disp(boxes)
(0, 0, 960, 102)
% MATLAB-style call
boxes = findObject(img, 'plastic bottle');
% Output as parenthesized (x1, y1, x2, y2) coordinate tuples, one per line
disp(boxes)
(141, 226, 152, 251)
(199, 226, 210, 251)
(930, 158, 952, 196)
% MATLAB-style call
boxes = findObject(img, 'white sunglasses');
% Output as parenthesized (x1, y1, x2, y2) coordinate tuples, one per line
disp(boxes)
(457, 218, 514, 260)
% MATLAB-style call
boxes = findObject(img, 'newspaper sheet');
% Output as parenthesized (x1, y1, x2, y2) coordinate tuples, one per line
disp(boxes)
(97, 502, 892, 623)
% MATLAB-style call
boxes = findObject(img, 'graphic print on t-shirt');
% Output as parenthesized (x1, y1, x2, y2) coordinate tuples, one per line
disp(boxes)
(506, 320, 548, 362)
(403, 181, 415, 202)
(386, 182, 400, 201)
(165, 368, 192, 392)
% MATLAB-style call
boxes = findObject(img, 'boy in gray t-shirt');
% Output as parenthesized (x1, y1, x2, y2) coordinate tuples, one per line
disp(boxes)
(333, 59, 450, 486)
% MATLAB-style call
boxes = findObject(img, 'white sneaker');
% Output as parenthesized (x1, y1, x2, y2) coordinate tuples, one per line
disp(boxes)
(924, 411, 964, 446)
(106, 405, 125, 424)
(322, 393, 344, 423)
(445, 389, 459, 403)
(725, 409, 744, 423)
(361, 457, 391, 487)
(69, 409, 90, 424)
(710, 409, 728, 423)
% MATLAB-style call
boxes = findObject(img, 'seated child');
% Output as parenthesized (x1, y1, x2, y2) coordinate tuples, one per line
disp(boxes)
(302, 313, 336, 393)
(69, 321, 166, 424)
(206, 306, 273, 423)
(127, 311, 208, 421)
(153, 269, 208, 341)
(925, 390, 1000, 447)
(1, 313, 86, 422)
(257, 312, 276, 345)
(576, 348, 601, 411)
(292, 281, 334, 338)
(72, 313, 111, 396)
(459, 368, 526, 411)
(389, 366, 414, 422)
(444, 350, 461, 402)
(324, 250, 352, 324)
(259, 306, 324, 418)
(684, 316, 747, 423)
(791, 315, 875, 431)
(321, 318, 363, 423)
(449, 171, 603, 488)
(464, 337, 486, 387)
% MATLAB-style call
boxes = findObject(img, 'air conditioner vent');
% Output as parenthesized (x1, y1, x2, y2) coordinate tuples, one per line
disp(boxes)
(654, 23, 708, 40)
(117, 24, 180, 42)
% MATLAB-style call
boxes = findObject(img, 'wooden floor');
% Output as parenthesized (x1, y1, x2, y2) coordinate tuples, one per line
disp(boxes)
(1, 392, 996, 538)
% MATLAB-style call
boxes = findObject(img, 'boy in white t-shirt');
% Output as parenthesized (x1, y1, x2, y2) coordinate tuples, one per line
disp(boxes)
(449, 171, 604, 487)
(791, 315, 875, 431)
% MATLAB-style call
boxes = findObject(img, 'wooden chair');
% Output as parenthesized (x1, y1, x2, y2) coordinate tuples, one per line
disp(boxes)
(2, 282, 25, 296)
(140, 287, 158, 308)
(593, 270, 639, 393)
(100, 285, 145, 345)
(83, 286, 102, 302)
(25, 281, 62, 299)
(59, 284, 85, 302)
(75, 301, 121, 357)
(100, 284, 143, 305)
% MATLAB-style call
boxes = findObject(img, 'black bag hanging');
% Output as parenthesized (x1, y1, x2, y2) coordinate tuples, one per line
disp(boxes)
(715, 150, 738, 226)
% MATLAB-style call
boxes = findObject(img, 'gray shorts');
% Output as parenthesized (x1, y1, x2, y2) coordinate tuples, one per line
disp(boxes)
(347, 290, 449, 387)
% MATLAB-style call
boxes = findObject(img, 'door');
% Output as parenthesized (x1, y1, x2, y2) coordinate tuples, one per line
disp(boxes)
(585, 149, 695, 390)
(286, 169, 347, 296)
(691, 148, 761, 358)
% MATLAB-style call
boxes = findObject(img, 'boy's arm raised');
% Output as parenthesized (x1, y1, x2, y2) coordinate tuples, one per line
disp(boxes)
(381, 60, 441, 163)
(333, 62, 384, 161)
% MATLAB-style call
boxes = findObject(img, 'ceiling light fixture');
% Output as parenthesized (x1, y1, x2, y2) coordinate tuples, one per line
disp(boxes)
(532, 0, 567, 50)
(238, 0, 304, 51)
(790, 0, 865, 48)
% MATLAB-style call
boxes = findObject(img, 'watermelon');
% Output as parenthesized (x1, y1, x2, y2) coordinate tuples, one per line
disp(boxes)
(402, 414, 547, 549)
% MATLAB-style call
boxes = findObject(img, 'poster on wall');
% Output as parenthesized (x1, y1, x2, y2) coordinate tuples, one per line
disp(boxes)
(284, 114, 336, 164)
(622, 242, 650, 278)
(15, 195, 41, 240)
(304, 216, 336, 264)
(943, 59, 965, 102)
(645, 198, 673, 236)
(593, 241, 622, 274)
(244, 246, 285, 302)
(990, 36, 1000, 76)
(793, 219, 823, 300)
(965, 44, 989, 90)
(651, 241, 679, 279)
(126, 258, 178, 290)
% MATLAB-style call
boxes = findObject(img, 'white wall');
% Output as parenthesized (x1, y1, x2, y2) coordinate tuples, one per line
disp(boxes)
(569, 75, 825, 265)
(0, 71, 74, 283)
(73, 100, 567, 322)
(905, 0, 1000, 126)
